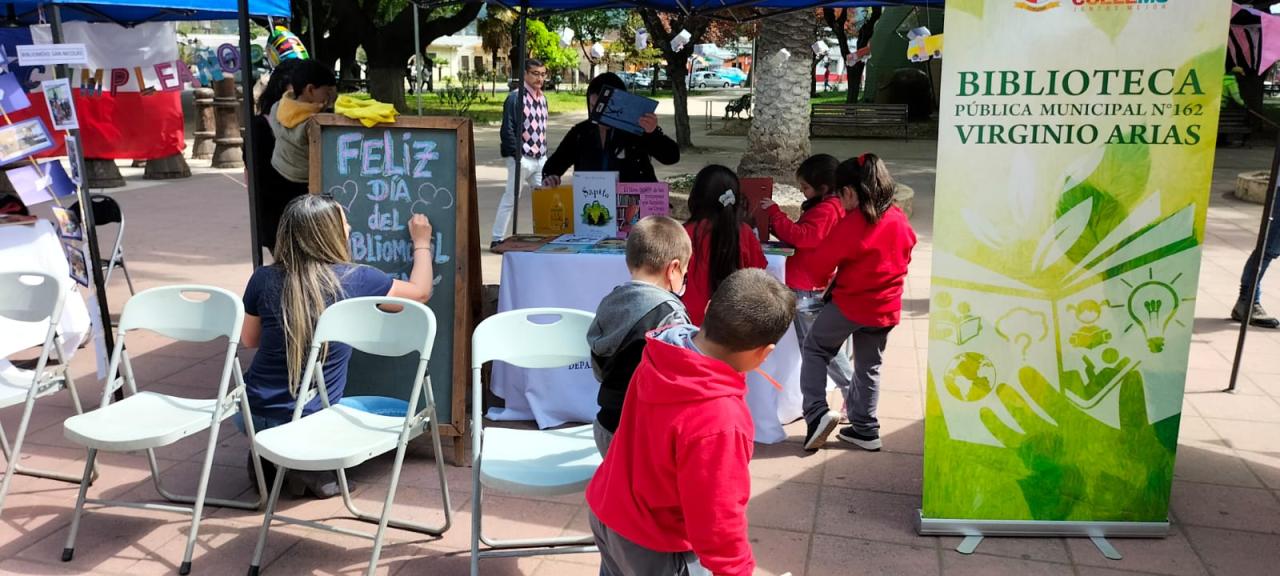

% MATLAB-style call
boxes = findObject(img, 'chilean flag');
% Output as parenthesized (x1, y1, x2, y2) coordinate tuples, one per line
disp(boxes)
(0, 22, 186, 161)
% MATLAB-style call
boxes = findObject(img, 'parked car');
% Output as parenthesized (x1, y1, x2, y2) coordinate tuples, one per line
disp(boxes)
(714, 67, 748, 87)
(616, 72, 651, 90)
(653, 70, 672, 89)
(690, 71, 733, 89)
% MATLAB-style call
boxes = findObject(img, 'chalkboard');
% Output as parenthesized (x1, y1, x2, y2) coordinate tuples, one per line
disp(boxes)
(308, 114, 480, 448)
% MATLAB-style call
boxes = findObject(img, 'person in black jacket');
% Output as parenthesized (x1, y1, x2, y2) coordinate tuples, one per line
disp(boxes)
(247, 59, 307, 257)
(542, 73, 679, 188)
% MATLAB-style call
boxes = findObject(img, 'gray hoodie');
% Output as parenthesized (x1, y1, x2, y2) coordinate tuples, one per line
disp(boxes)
(587, 280, 690, 432)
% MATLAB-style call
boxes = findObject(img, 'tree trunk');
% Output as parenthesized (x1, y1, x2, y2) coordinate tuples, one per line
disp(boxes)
(738, 11, 813, 179)
(369, 66, 408, 112)
(668, 62, 693, 148)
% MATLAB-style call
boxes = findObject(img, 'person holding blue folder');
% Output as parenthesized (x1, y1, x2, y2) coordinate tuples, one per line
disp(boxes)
(542, 73, 679, 187)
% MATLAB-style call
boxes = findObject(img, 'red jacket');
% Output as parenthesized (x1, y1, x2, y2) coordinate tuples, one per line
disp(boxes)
(682, 221, 767, 325)
(808, 206, 916, 327)
(766, 197, 846, 291)
(586, 325, 755, 576)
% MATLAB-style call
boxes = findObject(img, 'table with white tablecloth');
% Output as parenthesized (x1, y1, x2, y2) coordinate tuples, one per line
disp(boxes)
(491, 251, 803, 444)
(0, 220, 91, 373)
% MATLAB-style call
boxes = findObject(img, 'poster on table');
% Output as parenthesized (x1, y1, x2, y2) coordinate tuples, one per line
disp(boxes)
(572, 171, 618, 239)
(921, 0, 1231, 535)
(0, 22, 190, 160)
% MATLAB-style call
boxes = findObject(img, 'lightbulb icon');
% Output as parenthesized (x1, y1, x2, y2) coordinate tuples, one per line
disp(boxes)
(1125, 280, 1179, 354)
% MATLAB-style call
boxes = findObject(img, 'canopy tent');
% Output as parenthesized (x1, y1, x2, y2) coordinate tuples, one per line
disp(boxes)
(2, 0, 288, 24)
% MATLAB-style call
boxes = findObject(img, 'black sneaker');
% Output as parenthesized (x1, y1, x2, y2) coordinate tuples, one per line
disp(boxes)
(1231, 301, 1280, 329)
(837, 427, 883, 451)
(489, 240, 502, 253)
(803, 411, 841, 452)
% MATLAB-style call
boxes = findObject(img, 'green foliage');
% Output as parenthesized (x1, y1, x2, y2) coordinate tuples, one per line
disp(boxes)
(526, 20, 579, 72)
(436, 72, 490, 117)
(545, 9, 627, 44)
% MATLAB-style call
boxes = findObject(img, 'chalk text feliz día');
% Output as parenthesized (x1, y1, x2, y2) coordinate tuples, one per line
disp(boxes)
(336, 131, 439, 179)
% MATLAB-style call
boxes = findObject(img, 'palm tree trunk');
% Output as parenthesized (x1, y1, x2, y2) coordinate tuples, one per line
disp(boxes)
(737, 10, 813, 179)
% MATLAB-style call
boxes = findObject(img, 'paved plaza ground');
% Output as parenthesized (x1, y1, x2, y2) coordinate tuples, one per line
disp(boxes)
(3, 100, 1280, 575)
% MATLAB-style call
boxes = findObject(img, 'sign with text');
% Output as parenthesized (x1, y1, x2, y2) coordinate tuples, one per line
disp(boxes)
(921, 0, 1231, 534)
(309, 114, 479, 439)
(17, 43, 87, 66)
(616, 182, 670, 238)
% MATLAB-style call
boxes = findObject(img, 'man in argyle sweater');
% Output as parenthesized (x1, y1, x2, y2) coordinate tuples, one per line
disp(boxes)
(493, 58, 550, 249)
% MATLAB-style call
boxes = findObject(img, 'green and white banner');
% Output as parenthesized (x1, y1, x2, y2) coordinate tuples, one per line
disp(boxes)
(923, 0, 1232, 527)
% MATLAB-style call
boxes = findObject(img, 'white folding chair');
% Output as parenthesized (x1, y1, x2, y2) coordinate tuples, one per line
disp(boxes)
(0, 271, 91, 512)
(470, 308, 603, 575)
(61, 285, 267, 575)
(248, 297, 452, 576)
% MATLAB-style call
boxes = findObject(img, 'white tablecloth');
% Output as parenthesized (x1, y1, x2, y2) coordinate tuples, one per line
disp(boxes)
(492, 251, 804, 444)
(0, 220, 91, 367)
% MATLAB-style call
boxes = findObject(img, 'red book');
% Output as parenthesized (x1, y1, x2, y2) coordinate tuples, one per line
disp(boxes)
(740, 177, 773, 242)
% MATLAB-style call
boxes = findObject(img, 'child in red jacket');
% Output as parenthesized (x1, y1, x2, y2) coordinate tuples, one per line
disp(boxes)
(587, 269, 796, 576)
(800, 154, 916, 452)
(682, 164, 767, 326)
(761, 154, 853, 421)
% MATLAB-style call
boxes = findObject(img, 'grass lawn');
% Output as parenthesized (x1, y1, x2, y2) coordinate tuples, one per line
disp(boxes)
(812, 91, 851, 105)
(401, 88, 676, 124)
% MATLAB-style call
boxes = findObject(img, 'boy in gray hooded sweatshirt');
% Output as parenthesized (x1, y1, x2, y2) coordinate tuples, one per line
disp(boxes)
(588, 216, 692, 456)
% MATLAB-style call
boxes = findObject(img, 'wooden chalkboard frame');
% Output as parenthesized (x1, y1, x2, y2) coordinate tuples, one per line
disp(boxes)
(307, 114, 481, 463)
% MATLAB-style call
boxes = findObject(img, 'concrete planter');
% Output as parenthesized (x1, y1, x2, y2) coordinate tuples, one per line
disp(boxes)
(1235, 171, 1270, 204)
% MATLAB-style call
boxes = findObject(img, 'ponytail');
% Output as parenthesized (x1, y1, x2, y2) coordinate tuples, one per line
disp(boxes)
(836, 153, 896, 224)
(687, 164, 743, 297)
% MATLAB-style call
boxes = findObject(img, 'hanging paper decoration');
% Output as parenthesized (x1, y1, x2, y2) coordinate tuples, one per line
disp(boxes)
(590, 42, 606, 60)
(772, 48, 791, 65)
(266, 25, 309, 68)
(671, 29, 692, 52)
(811, 41, 830, 57)
(560, 28, 575, 48)
(635, 29, 649, 52)
(907, 34, 944, 63)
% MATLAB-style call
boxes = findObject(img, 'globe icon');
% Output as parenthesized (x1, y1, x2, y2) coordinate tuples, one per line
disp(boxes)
(943, 352, 996, 402)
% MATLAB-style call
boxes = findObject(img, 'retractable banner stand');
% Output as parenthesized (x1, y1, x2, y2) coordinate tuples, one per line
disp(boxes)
(921, 0, 1232, 540)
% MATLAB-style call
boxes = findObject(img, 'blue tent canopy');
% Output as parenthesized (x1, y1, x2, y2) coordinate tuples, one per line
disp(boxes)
(2, 0, 290, 25)
(490, 0, 943, 14)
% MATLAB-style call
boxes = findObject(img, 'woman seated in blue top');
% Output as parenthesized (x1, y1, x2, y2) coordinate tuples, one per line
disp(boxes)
(240, 194, 434, 497)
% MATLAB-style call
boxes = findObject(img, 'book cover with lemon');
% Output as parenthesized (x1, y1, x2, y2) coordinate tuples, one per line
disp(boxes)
(922, 0, 1232, 532)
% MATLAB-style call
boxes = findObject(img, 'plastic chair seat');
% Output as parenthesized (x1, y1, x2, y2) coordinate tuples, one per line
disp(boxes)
(64, 391, 219, 451)
(480, 425, 601, 497)
(255, 405, 415, 471)
(0, 365, 36, 409)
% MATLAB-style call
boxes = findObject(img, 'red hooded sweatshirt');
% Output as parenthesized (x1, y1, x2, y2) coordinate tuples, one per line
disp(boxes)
(808, 205, 916, 327)
(586, 324, 755, 576)
(766, 196, 846, 291)
(682, 221, 768, 326)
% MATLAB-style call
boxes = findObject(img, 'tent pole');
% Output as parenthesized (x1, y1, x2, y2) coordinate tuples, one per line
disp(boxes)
(49, 5, 117, 374)
(512, 0, 529, 237)
(239, 0, 262, 269)
(1227, 130, 1280, 392)
(309, 0, 317, 59)
(414, 3, 423, 115)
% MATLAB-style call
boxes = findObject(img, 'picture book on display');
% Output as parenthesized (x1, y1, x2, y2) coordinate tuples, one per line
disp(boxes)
(616, 182, 670, 238)
(536, 243, 586, 255)
(493, 235, 553, 254)
(762, 241, 796, 257)
(589, 86, 659, 135)
(573, 172, 618, 239)
(581, 238, 627, 254)
(533, 185, 574, 236)
(740, 177, 774, 242)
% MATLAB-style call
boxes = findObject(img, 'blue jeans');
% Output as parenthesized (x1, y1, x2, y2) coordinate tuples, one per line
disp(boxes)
(794, 290, 854, 407)
(233, 395, 411, 434)
(1239, 201, 1280, 304)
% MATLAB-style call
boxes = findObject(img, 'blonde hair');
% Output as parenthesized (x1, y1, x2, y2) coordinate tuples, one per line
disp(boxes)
(626, 216, 692, 273)
(273, 195, 350, 396)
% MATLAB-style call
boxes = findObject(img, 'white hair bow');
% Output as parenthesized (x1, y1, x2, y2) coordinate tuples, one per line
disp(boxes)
(719, 190, 736, 207)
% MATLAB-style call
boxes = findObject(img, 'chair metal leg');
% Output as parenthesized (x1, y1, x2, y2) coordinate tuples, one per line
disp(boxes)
(178, 422, 225, 575)
(248, 465, 288, 576)
(336, 419, 451, 536)
(62, 448, 97, 562)
(470, 458, 482, 576)
(119, 259, 136, 295)
(143, 444, 264, 511)
(0, 399, 36, 512)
